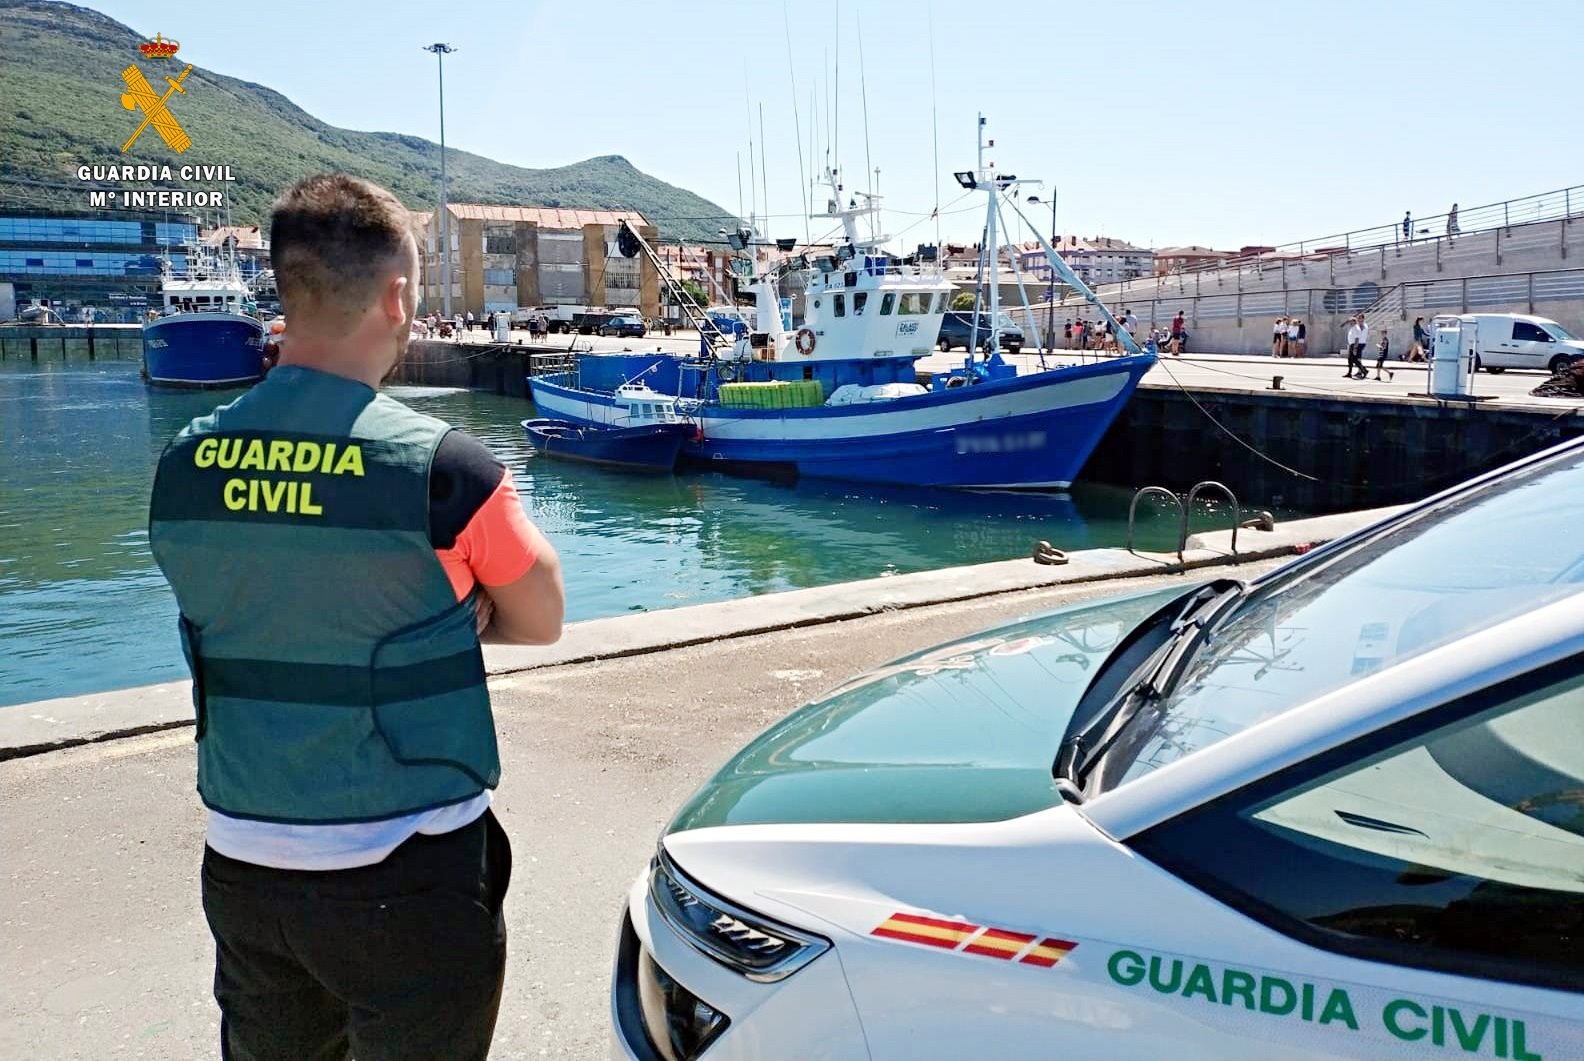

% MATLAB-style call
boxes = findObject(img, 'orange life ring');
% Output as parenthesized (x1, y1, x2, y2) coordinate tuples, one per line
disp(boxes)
(795, 328, 817, 356)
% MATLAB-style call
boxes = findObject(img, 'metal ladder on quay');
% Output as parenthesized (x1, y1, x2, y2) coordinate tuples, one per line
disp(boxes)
(1125, 481, 1249, 566)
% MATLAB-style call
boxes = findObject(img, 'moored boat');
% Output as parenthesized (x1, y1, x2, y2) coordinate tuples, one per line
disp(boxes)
(521, 419, 692, 472)
(529, 119, 1156, 490)
(142, 248, 265, 389)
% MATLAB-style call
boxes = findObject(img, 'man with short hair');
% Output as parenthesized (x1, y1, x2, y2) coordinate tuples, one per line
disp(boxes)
(149, 173, 564, 1061)
(1346, 313, 1370, 378)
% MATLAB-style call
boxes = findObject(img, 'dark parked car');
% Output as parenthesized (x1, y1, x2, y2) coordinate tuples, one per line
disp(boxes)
(598, 315, 648, 338)
(938, 311, 1024, 353)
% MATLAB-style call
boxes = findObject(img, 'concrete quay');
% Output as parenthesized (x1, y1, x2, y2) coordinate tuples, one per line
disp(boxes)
(5, 514, 1359, 1058)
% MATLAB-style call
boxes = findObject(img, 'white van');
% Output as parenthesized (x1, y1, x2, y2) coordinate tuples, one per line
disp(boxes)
(1456, 313, 1584, 374)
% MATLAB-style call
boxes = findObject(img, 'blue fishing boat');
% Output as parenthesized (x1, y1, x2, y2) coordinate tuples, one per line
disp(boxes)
(529, 119, 1155, 490)
(142, 248, 265, 389)
(523, 382, 694, 471)
(522, 420, 691, 472)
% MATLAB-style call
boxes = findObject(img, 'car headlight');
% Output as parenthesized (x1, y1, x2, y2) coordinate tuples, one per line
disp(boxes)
(650, 851, 830, 982)
(636, 947, 730, 1061)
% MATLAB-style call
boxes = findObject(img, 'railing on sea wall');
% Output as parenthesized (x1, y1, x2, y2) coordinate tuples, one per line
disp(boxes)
(1045, 184, 1584, 310)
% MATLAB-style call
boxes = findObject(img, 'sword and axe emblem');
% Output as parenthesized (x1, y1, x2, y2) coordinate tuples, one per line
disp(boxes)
(120, 63, 194, 153)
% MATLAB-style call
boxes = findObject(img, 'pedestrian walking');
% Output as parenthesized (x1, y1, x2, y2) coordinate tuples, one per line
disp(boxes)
(1402, 211, 1412, 243)
(1345, 313, 1370, 378)
(1409, 316, 1430, 362)
(149, 174, 566, 1061)
(1447, 203, 1460, 242)
(1273, 316, 1287, 357)
(1373, 329, 1395, 380)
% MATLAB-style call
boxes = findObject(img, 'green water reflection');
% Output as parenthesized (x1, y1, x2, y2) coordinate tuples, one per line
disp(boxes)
(0, 361, 1247, 706)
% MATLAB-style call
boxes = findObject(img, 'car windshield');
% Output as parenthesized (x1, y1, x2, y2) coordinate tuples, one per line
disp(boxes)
(1092, 444, 1584, 794)
(1546, 322, 1578, 340)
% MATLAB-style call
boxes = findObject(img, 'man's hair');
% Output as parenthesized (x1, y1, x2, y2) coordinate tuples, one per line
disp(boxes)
(269, 173, 415, 326)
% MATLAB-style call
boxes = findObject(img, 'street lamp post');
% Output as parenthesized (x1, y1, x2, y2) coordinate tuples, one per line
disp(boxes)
(423, 42, 456, 318)
(1028, 191, 1057, 351)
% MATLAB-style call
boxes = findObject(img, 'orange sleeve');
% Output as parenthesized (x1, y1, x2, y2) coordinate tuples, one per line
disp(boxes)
(435, 471, 539, 601)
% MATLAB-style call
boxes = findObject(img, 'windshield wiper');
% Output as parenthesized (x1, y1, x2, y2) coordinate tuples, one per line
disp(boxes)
(1053, 580, 1246, 800)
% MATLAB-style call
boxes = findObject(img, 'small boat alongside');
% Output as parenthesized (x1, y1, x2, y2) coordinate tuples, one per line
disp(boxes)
(521, 419, 692, 472)
(523, 381, 695, 471)
(141, 247, 265, 389)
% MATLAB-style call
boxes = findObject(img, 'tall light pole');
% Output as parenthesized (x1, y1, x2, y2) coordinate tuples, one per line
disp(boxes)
(1028, 191, 1057, 350)
(424, 42, 456, 318)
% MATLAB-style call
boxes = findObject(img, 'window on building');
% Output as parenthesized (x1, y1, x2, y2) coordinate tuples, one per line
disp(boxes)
(879, 293, 895, 315)
(1133, 660, 1584, 992)
(833, 293, 846, 317)
(484, 233, 515, 255)
(483, 268, 514, 286)
(76, 259, 92, 268)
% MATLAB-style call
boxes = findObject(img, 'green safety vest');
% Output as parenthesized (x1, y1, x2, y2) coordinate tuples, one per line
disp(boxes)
(148, 364, 500, 824)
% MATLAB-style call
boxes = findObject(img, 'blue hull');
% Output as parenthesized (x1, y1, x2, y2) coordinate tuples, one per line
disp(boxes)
(530, 355, 1153, 489)
(522, 418, 690, 472)
(142, 313, 266, 388)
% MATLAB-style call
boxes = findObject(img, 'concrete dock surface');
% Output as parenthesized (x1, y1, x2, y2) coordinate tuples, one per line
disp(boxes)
(2, 561, 1282, 1061)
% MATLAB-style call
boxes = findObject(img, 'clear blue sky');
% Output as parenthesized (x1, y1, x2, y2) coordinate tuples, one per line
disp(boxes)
(81, 0, 1584, 249)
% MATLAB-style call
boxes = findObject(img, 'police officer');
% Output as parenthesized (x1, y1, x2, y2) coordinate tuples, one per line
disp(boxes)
(148, 173, 564, 1060)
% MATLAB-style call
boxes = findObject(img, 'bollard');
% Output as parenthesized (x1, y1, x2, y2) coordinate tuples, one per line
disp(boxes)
(1271, 375, 1284, 390)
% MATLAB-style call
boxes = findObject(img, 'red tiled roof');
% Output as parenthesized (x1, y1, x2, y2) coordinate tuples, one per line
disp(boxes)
(444, 203, 652, 228)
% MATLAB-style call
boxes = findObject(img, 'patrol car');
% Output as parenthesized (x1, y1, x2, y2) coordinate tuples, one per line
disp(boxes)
(612, 438, 1584, 1060)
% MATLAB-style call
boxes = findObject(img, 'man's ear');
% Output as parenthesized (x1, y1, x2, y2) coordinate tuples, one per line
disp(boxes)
(383, 273, 411, 327)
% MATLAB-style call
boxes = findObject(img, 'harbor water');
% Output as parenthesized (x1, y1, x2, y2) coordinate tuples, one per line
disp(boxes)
(0, 361, 1257, 706)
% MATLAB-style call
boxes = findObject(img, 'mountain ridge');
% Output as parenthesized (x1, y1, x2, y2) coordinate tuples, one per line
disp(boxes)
(0, 0, 737, 240)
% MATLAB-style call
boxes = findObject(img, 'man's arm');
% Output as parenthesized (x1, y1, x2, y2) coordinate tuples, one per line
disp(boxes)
(430, 431, 565, 646)
(479, 522, 563, 645)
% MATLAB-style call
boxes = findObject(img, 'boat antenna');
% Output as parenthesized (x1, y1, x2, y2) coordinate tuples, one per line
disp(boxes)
(783, 0, 812, 244)
(745, 82, 758, 237)
(833, 0, 840, 173)
(856, 4, 874, 209)
(928, 0, 941, 246)
(736, 152, 745, 226)
(759, 102, 770, 242)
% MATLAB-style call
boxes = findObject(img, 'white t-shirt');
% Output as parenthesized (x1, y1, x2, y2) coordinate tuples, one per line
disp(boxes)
(206, 792, 491, 871)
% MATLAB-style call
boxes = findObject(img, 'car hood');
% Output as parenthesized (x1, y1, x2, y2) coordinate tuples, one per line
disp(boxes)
(667, 585, 1186, 834)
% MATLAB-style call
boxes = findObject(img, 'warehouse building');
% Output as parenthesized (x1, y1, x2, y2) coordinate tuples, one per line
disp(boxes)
(420, 204, 660, 318)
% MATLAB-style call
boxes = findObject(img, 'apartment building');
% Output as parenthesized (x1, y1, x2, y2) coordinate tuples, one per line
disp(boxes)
(421, 204, 659, 317)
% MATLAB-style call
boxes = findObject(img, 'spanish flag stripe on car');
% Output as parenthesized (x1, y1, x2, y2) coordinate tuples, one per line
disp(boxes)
(871, 912, 979, 949)
(962, 928, 1037, 960)
(1019, 938, 1078, 968)
(871, 912, 1078, 970)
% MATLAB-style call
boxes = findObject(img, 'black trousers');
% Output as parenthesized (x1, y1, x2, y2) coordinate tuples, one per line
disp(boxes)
(1346, 343, 1367, 375)
(201, 808, 512, 1061)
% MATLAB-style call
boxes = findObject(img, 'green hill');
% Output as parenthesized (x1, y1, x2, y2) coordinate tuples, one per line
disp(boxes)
(0, 0, 737, 240)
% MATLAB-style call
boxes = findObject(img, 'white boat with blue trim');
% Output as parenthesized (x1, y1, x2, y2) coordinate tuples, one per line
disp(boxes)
(529, 120, 1154, 490)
